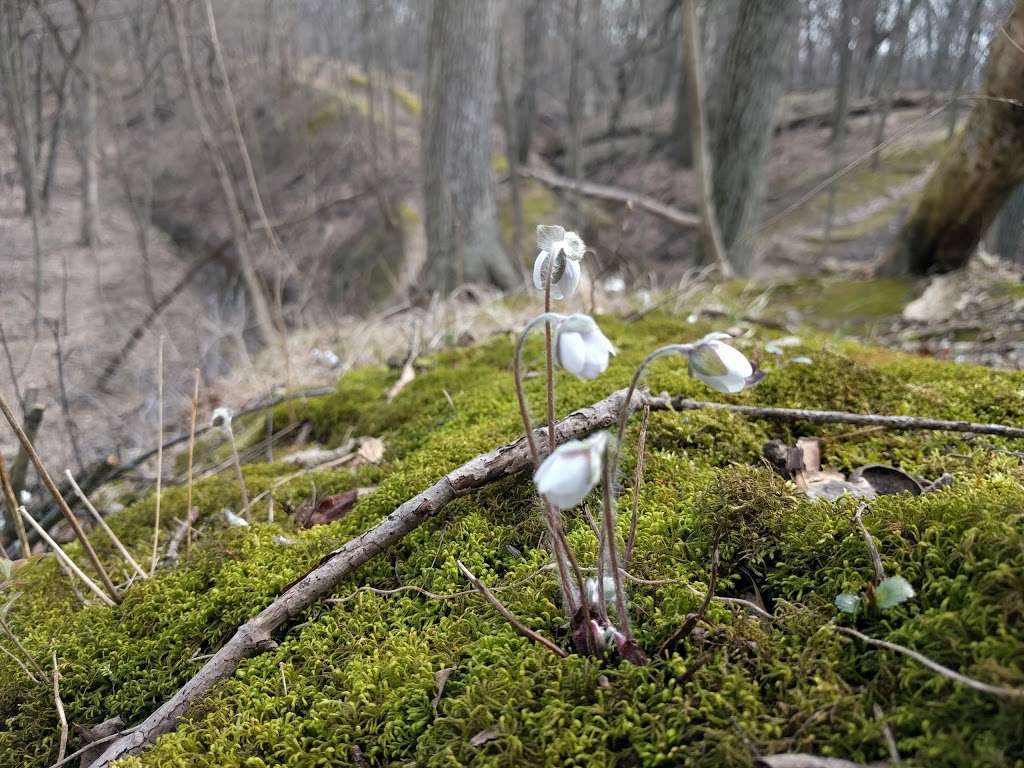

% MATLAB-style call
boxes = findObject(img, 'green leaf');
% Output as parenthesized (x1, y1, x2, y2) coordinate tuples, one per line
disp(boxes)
(834, 592, 861, 614)
(876, 575, 915, 609)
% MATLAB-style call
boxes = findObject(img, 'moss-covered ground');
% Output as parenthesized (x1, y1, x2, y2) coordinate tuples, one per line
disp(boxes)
(2, 312, 1023, 767)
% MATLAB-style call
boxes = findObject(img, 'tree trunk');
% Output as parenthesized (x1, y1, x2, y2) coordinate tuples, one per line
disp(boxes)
(871, 0, 923, 169)
(682, 0, 729, 276)
(166, 0, 278, 347)
(927, 0, 962, 105)
(995, 183, 1024, 265)
(824, 0, 855, 253)
(77, 8, 99, 247)
(947, 0, 985, 137)
(710, 0, 800, 274)
(421, 0, 518, 293)
(567, 0, 584, 229)
(883, 0, 1024, 275)
(515, 0, 546, 164)
(670, 7, 693, 168)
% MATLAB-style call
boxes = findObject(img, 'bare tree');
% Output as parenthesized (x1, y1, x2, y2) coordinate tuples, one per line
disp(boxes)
(710, 0, 801, 274)
(515, 0, 548, 164)
(947, 0, 986, 137)
(824, 0, 855, 252)
(871, 0, 924, 169)
(884, 0, 1024, 274)
(681, 0, 729, 276)
(421, 0, 518, 293)
(166, 0, 278, 346)
(73, 0, 100, 246)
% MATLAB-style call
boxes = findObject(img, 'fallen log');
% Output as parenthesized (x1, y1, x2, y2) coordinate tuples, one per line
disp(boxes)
(87, 389, 1024, 766)
(520, 166, 699, 229)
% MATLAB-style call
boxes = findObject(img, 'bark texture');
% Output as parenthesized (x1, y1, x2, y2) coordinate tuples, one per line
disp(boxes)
(710, 0, 801, 274)
(421, 0, 517, 293)
(883, 0, 1024, 275)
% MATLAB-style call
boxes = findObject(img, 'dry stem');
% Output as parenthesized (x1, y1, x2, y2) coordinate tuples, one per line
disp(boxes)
(52, 651, 68, 765)
(186, 368, 199, 557)
(65, 470, 147, 580)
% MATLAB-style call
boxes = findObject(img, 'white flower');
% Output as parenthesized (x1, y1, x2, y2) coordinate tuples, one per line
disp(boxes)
(555, 314, 615, 380)
(688, 333, 757, 394)
(312, 349, 340, 368)
(18, 490, 31, 505)
(532, 225, 585, 299)
(211, 406, 233, 433)
(222, 509, 249, 527)
(533, 431, 609, 510)
(586, 575, 618, 606)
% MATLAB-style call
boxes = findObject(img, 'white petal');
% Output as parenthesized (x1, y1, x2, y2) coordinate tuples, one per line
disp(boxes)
(712, 341, 753, 378)
(556, 258, 581, 299)
(536, 452, 593, 509)
(717, 372, 748, 393)
(536, 225, 566, 253)
(562, 231, 586, 260)
(558, 332, 587, 375)
(532, 251, 549, 291)
(580, 347, 610, 380)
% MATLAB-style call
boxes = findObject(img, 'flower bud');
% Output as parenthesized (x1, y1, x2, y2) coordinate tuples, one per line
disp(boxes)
(533, 431, 609, 510)
(211, 406, 234, 433)
(688, 333, 759, 394)
(555, 314, 615, 380)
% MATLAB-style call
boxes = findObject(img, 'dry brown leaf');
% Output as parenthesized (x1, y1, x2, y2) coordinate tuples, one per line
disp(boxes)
(469, 726, 500, 748)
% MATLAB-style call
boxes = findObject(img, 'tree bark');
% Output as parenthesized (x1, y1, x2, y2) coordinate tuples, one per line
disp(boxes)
(165, 0, 278, 347)
(421, 0, 518, 293)
(883, 0, 1024, 275)
(824, 0, 855, 253)
(74, 0, 100, 247)
(515, 0, 546, 164)
(681, 0, 729, 276)
(670, 3, 693, 168)
(995, 182, 1024, 265)
(710, 0, 800, 274)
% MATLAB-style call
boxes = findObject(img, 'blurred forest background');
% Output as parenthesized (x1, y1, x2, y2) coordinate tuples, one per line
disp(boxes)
(2, 0, 1024, 503)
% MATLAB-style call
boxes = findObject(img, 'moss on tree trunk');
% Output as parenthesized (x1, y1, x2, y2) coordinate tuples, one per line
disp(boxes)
(884, 0, 1024, 275)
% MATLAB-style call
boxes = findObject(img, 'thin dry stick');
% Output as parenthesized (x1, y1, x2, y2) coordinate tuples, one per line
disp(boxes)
(185, 369, 199, 557)
(624, 404, 650, 567)
(18, 507, 115, 608)
(0, 391, 120, 601)
(853, 502, 885, 583)
(659, 535, 720, 654)
(52, 651, 68, 765)
(457, 560, 567, 658)
(544, 267, 557, 458)
(226, 424, 251, 517)
(0, 453, 29, 556)
(150, 337, 164, 575)
(0, 614, 46, 680)
(65, 471, 147, 580)
(0, 640, 39, 683)
(872, 703, 901, 764)
(835, 625, 1024, 700)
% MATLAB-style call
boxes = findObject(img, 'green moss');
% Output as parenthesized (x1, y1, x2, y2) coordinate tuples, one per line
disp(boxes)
(3, 313, 1024, 768)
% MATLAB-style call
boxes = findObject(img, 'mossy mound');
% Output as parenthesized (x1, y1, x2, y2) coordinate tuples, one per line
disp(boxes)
(2, 313, 1023, 768)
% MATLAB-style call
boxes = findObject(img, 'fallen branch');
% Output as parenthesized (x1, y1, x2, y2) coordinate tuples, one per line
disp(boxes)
(520, 165, 699, 229)
(86, 389, 1024, 765)
(835, 625, 1024, 700)
(88, 386, 643, 766)
(664, 398, 1024, 439)
(756, 755, 884, 768)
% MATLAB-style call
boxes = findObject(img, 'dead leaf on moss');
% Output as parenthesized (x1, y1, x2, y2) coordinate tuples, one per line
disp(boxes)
(470, 726, 500, 747)
(296, 487, 376, 528)
(433, 666, 456, 714)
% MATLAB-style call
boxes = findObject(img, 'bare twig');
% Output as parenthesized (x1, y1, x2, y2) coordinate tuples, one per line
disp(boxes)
(659, 535, 720, 654)
(872, 703, 901, 764)
(0, 453, 30, 556)
(0, 323, 23, 408)
(65, 471, 147, 580)
(186, 369, 199, 557)
(0, 392, 119, 601)
(624, 404, 649, 568)
(386, 321, 422, 402)
(18, 507, 115, 608)
(52, 651, 68, 765)
(162, 507, 199, 568)
(150, 337, 164, 575)
(835, 625, 1024, 700)
(0, 640, 40, 683)
(456, 560, 567, 658)
(853, 503, 885, 583)
(0, 611, 46, 680)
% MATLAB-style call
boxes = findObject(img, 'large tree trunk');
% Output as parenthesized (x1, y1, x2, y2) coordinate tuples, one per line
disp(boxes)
(515, 0, 547, 164)
(883, 0, 1024, 275)
(670, 10, 693, 168)
(421, 0, 518, 293)
(995, 183, 1024, 265)
(709, 0, 800, 274)
(76, 4, 100, 247)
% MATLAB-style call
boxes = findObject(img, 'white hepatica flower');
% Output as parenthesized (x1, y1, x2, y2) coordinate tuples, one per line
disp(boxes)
(533, 225, 585, 299)
(688, 333, 758, 394)
(555, 314, 615, 380)
(586, 575, 618, 606)
(19, 489, 32, 505)
(533, 431, 609, 510)
(211, 406, 234, 434)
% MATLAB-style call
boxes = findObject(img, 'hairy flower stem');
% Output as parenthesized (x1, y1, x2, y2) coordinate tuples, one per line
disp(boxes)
(544, 271, 557, 457)
(513, 312, 565, 466)
(600, 439, 633, 641)
(226, 425, 250, 517)
(612, 345, 692, 482)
